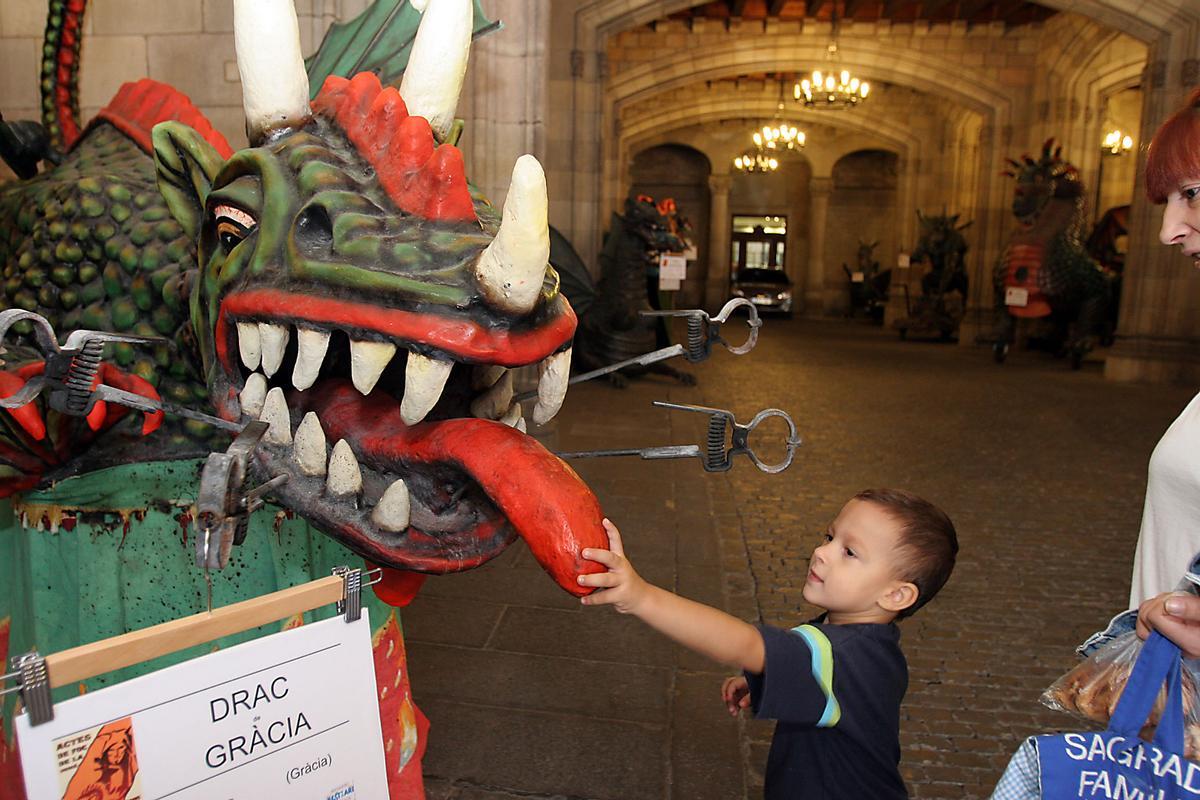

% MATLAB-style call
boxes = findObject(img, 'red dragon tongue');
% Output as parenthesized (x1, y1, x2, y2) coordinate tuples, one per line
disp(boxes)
(311, 384, 608, 595)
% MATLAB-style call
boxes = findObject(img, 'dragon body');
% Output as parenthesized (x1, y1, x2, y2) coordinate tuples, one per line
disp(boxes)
(0, 2, 608, 797)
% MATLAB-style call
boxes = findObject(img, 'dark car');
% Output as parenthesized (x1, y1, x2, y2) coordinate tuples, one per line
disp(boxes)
(730, 268, 793, 316)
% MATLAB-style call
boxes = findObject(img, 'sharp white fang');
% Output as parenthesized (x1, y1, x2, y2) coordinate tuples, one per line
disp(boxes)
(259, 322, 290, 378)
(372, 479, 411, 532)
(470, 364, 507, 391)
(293, 412, 327, 476)
(292, 328, 330, 391)
(260, 387, 292, 445)
(470, 371, 514, 420)
(237, 322, 261, 371)
(239, 373, 268, 417)
(499, 403, 523, 429)
(532, 347, 571, 426)
(326, 439, 362, 496)
(515, 417, 527, 433)
(350, 339, 397, 395)
(401, 353, 452, 425)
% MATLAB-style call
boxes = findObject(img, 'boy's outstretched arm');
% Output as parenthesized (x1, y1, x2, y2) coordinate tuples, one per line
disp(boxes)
(580, 519, 766, 674)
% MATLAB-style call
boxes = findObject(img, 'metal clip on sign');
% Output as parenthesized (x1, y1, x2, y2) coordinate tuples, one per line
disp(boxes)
(0, 653, 54, 726)
(0, 568, 372, 727)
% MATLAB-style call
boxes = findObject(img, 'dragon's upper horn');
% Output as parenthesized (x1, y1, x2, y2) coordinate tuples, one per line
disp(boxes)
(475, 155, 550, 315)
(234, 0, 311, 144)
(400, 0, 473, 142)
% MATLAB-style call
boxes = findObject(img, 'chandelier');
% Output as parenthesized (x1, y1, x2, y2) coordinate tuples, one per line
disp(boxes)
(795, 46, 869, 109)
(795, 9, 869, 111)
(733, 150, 779, 173)
(753, 122, 805, 151)
(1101, 129, 1133, 156)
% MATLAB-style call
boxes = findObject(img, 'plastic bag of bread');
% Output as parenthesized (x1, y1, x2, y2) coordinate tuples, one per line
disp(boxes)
(1042, 630, 1200, 760)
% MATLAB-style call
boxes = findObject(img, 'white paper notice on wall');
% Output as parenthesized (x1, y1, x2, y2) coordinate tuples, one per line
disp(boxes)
(1005, 287, 1030, 307)
(659, 254, 687, 280)
(17, 613, 388, 800)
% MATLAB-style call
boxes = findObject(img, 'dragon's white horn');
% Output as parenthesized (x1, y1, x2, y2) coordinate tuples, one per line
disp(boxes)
(234, 0, 311, 143)
(399, 0, 472, 142)
(475, 155, 550, 315)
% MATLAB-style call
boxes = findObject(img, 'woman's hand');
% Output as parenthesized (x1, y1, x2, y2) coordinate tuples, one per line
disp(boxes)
(1136, 591, 1200, 659)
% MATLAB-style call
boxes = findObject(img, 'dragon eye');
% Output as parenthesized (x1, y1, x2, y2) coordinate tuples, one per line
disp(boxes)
(213, 204, 257, 251)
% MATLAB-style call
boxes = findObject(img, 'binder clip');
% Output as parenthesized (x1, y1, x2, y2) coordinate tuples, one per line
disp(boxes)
(1, 651, 54, 726)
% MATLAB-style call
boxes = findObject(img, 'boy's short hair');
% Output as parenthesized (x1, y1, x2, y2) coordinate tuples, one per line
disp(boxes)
(854, 488, 958, 619)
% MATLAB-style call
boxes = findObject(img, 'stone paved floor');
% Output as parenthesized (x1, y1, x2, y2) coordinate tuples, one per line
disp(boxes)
(402, 317, 1196, 800)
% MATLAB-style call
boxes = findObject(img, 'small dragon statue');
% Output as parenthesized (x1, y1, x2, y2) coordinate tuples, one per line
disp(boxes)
(991, 139, 1114, 367)
(555, 194, 695, 387)
(893, 211, 971, 340)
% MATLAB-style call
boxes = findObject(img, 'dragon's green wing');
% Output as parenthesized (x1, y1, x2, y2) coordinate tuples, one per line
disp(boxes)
(305, 0, 500, 97)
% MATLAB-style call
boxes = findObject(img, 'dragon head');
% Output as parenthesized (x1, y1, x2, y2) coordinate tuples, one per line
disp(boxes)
(152, 0, 604, 595)
(1003, 138, 1084, 225)
(628, 195, 687, 257)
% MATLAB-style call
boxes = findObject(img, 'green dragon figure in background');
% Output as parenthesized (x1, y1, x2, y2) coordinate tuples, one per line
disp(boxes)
(0, 2, 608, 797)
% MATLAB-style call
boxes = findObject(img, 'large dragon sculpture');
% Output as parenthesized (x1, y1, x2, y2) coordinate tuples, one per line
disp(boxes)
(992, 140, 1114, 368)
(0, 1, 609, 797)
(555, 194, 695, 387)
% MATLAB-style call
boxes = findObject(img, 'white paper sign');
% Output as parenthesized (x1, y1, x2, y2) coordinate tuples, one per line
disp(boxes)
(18, 613, 387, 800)
(851, 271, 865, 283)
(658, 277, 682, 291)
(658, 254, 687, 280)
(1005, 287, 1030, 307)
(897, 253, 911, 268)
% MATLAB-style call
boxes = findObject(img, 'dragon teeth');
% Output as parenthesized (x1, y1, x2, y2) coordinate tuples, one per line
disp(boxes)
(260, 387, 292, 445)
(292, 328, 331, 392)
(237, 322, 261, 371)
(470, 371, 514, 420)
(371, 479, 411, 532)
(401, 353, 452, 426)
(259, 322, 290, 378)
(350, 339, 397, 396)
(240, 373, 268, 417)
(293, 412, 327, 476)
(532, 347, 572, 426)
(499, 402, 523, 429)
(326, 439, 362, 496)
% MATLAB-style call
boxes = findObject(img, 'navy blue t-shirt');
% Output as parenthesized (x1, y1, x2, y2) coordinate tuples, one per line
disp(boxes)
(745, 619, 909, 799)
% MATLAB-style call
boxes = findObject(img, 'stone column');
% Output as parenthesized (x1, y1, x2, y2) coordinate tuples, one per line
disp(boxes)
(806, 176, 834, 315)
(705, 174, 733, 311)
(1105, 36, 1200, 383)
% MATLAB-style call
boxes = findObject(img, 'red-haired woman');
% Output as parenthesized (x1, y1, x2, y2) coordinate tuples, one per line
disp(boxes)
(1128, 87, 1200, 615)
(990, 90, 1200, 799)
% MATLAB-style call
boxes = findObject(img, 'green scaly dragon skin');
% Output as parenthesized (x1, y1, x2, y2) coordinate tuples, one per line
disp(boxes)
(0, 125, 212, 450)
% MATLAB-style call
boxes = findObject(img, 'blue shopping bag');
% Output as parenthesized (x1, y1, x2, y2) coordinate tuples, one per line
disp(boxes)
(1037, 631, 1200, 798)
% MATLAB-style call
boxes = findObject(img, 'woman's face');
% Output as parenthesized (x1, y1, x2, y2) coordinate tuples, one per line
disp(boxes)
(1159, 178, 1200, 267)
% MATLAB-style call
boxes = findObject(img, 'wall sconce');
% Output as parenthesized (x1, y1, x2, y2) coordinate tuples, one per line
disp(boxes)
(1101, 129, 1133, 156)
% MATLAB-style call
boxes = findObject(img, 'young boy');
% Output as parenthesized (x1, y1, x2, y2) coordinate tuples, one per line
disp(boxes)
(579, 487, 958, 799)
